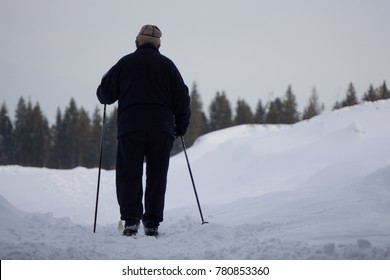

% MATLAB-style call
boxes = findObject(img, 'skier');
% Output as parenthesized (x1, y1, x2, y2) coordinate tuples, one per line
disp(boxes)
(96, 24, 191, 237)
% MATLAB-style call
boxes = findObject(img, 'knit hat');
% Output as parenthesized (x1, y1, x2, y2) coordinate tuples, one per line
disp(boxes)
(136, 24, 162, 47)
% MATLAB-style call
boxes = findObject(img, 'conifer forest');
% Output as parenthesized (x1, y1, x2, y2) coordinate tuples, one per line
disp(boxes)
(0, 81, 389, 169)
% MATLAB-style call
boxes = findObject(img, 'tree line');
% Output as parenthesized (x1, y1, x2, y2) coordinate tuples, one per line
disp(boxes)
(0, 81, 389, 169)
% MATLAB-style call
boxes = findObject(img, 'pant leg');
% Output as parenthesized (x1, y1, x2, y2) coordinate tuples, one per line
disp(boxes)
(116, 132, 146, 223)
(142, 131, 174, 228)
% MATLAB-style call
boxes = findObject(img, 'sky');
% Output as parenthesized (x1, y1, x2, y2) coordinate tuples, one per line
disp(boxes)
(1, 0, 389, 123)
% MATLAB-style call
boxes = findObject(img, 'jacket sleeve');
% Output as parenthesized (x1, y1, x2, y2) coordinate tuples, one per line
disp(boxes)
(96, 61, 122, 105)
(171, 65, 191, 135)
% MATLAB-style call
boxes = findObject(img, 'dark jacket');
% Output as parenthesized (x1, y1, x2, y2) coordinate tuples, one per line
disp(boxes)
(97, 44, 190, 138)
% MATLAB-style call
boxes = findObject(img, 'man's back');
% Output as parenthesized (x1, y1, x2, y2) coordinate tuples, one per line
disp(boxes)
(97, 44, 190, 138)
(117, 44, 177, 108)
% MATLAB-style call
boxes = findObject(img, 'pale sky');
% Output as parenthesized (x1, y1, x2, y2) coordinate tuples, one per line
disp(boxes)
(1, 0, 389, 123)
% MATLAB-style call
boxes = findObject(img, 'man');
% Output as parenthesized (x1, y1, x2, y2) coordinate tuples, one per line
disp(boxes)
(97, 24, 191, 237)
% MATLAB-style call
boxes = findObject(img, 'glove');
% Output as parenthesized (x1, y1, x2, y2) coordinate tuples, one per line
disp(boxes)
(175, 126, 186, 138)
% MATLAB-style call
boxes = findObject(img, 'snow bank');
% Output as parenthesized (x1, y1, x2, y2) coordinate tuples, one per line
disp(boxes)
(1, 100, 390, 259)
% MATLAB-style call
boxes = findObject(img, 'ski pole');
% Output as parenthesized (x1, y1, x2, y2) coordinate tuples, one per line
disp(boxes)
(93, 104, 107, 233)
(180, 136, 208, 225)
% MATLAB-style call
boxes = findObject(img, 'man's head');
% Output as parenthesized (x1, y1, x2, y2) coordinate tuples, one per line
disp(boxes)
(135, 24, 162, 49)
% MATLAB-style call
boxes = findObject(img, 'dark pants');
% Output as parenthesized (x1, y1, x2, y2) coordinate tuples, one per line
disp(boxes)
(116, 131, 174, 228)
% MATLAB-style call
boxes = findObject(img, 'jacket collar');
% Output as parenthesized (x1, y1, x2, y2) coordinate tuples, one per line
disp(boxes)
(136, 43, 160, 53)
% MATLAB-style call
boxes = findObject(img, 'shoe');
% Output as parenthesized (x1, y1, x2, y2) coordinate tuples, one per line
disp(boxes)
(123, 222, 139, 236)
(144, 227, 158, 237)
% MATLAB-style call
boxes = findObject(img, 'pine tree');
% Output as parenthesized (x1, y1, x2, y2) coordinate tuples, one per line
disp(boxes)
(377, 81, 390, 100)
(343, 82, 359, 107)
(185, 82, 208, 146)
(29, 102, 50, 166)
(265, 86, 300, 125)
(254, 99, 266, 124)
(12, 98, 50, 166)
(234, 99, 254, 125)
(12, 97, 30, 165)
(209, 91, 232, 131)
(102, 107, 117, 170)
(89, 106, 103, 168)
(283, 85, 299, 124)
(77, 108, 91, 167)
(302, 87, 324, 120)
(48, 108, 66, 168)
(61, 98, 80, 168)
(362, 84, 377, 102)
(265, 97, 284, 124)
(333, 82, 359, 110)
(0, 102, 13, 164)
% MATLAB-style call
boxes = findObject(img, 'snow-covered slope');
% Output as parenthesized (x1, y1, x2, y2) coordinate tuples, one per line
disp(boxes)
(1, 100, 390, 259)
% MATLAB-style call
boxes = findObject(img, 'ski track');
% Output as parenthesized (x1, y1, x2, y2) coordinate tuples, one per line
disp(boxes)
(1, 207, 390, 260)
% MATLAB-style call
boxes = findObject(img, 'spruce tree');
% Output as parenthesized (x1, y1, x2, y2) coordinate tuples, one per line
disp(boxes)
(333, 82, 359, 110)
(186, 82, 208, 146)
(362, 84, 377, 102)
(234, 99, 254, 125)
(283, 85, 299, 124)
(48, 108, 66, 168)
(377, 81, 390, 100)
(265, 97, 284, 124)
(343, 82, 359, 107)
(12, 98, 50, 166)
(61, 98, 80, 168)
(29, 103, 50, 166)
(209, 91, 232, 131)
(102, 107, 117, 170)
(254, 99, 266, 124)
(77, 108, 91, 167)
(302, 87, 324, 120)
(0, 102, 13, 164)
(12, 97, 30, 165)
(89, 106, 103, 168)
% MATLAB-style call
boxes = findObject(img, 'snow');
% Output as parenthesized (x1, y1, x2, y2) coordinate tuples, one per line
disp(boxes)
(1, 100, 390, 259)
